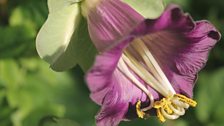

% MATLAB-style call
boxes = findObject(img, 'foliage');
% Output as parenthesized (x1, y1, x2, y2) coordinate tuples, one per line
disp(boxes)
(123, 0, 164, 19)
(0, 0, 223, 126)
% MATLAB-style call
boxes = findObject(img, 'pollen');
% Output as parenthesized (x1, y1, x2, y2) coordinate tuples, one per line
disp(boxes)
(136, 100, 146, 119)
(156, 108, 166, 122)
(153, 94, 197, 122)
(175, 94, 197, 107)
(154, 96, 174, 115)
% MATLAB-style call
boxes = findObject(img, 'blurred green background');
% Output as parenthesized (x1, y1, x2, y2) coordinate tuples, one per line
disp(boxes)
(0, 0, 223, 126)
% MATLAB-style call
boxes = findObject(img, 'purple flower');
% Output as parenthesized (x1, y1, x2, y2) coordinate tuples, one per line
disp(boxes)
(85, 2, 221, 126)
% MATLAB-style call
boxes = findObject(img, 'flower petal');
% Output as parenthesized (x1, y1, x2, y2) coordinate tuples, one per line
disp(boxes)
(86, 38, 159, 125)
(131, 4, 221, 97)
(87, 0, 144, 51)
(86, 38, 146, 105)
(96, 101, 128, 126)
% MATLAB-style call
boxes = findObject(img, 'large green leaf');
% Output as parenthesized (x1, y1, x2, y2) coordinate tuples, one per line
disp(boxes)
(48, 0, 80, 13)
(36, 1, 81, 71)
(49, 17, 97, 72)
(122, 0, 165, 19)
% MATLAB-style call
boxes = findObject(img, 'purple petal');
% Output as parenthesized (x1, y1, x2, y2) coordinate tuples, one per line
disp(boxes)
(96, 101, 128, 126)
(87, 0, 144, 51)
(132, 5, 221, 97)
(86, 39, 159, 125)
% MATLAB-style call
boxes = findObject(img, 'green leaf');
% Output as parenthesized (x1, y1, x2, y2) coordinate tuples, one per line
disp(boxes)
(122, 0, 165, 19)
(120, 117, 162, 126)
(70, 17, 97, 72)
(36, 1, 81, 71)
(47, 0, 79, 13)
(0, 58, 82, 126)
(165, 0, 190, 8)
(196, 68, 224, 123)
(39, 116, 79, 126)
(48, 17, 97, 72)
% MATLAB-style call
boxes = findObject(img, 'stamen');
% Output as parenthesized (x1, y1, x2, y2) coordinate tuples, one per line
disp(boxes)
(117, 58, 154, 110)
(136, 100, 146, 119)
(172, 98, 190, 109)
(122, 52, 168, 96)
(156, 109, 166, 122)
(169, 104, 185, 116)
(117, 37, 197, 122)
(131, 39, 176, 94)
(154, 96, 174, 114)
(153, 94, 197, 122)
(174, 94, 197, 107)
(161, 108, 179, 120)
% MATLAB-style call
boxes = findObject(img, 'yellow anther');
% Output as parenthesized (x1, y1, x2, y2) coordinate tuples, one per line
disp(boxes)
(174, 94, 197, 107)
(157, 109, 166, 122)
(153, 94, 197, 122)
(154, 97, 173, 114)
(136, 100, 146, 119)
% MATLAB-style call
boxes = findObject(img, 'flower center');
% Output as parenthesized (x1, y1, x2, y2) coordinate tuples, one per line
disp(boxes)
(117, 38, 197, 122)
(81, 0, 102, 17)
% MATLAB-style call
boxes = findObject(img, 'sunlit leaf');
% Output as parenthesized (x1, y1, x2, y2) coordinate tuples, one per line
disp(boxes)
(122, 0, 165, 19)
(47, 17, 97, 72)
(47, 0, 80, 13)
(36, 1, 81, 71)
